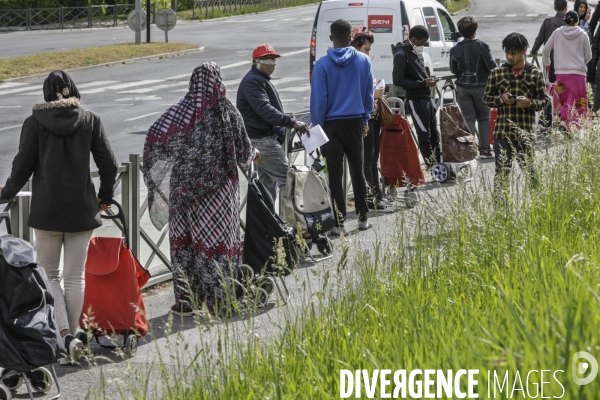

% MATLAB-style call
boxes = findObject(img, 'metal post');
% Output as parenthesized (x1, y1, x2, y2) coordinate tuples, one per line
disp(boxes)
(59, 7, 63, 30)
(129, 154, 141, 257)
(21, 181, 31, 243)
(121, 162, 133, 248)
(135, 0, 141, 44)
(88, 5, 92, 28)
(146, 0, 151, 43)
(113, 4, 117, 26)
(171, 0, 177, 12)
(26, 9, 30, 31)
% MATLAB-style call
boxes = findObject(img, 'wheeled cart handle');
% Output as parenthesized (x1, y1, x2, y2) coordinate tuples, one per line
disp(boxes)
(0, 212, 11, 235)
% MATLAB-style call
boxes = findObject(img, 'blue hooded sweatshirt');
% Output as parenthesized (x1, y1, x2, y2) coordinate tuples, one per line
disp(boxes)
(310, 46, 374, 128)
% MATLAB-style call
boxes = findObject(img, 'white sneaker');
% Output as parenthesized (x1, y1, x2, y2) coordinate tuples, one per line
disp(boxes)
(59, 336, 83, 365)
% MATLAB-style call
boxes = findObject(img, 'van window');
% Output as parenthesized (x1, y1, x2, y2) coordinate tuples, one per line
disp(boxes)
(422, 7, 440, 42)
(437, 8, 456, 42)
(411, 8, 425, 27)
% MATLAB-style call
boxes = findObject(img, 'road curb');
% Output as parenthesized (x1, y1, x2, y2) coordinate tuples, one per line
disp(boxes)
(451, 1, 471, 16)
(182, 2, 318, 23)
(1, 46, 205, 82)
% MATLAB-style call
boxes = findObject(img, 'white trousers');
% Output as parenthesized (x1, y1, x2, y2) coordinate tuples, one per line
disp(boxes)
(35, 229, 94, 334)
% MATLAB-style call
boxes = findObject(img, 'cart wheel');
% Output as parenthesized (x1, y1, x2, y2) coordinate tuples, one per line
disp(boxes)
(254, 287, 270, 308)
(315, 234, 333, 256)
(30, 367, 52, 393)
(388, 185, 397, 201)
(0, 383, 12, 400)
(0, 371, 22, 392)
(256, 276, 274, 295)
(431, 163, 449, 183)
(238, 264, 255, 285)
(124, 332, 138, 358)
(404, 189, 419, 208)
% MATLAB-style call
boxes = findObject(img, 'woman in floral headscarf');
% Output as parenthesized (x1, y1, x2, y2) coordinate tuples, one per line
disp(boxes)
(143, 62, 257, 316)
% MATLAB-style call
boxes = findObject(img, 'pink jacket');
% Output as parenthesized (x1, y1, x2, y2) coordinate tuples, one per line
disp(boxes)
(543, 25, 591, 75)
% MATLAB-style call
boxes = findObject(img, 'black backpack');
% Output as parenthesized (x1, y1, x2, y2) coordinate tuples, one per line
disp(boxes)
(0, 220, 65, 372)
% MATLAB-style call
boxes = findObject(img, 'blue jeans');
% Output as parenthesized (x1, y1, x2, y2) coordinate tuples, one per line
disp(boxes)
(250, 135, 288, 201)
(456, 85, 491, 150)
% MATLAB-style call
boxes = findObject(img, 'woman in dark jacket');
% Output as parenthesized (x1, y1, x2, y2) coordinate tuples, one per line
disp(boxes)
(0, 70, 118, 365)
(449, 16, 497, 158)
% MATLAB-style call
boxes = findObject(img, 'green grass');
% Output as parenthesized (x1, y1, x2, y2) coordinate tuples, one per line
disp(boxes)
(444, 0, 470, 14)
(0, 42, 199, 81)
(96, 126, 600, 399)
(177, 0, 320, 20)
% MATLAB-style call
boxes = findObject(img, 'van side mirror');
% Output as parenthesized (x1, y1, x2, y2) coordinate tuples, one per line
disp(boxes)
(451, 32, 462, 42)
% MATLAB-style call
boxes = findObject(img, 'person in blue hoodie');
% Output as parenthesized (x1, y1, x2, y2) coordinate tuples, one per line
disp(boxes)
(310, 19, 374, 236)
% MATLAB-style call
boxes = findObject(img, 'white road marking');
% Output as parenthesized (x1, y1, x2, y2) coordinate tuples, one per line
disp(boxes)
(483, 15, 496, 18)
(301, 18, 313, 20)
(281, 49, 309, 57)
(0, 124, 22, 132)
(77, 81, 118, 88)
(0, 106, 21, 108)
(260, 19, 276, 22)
(79, 88, 106, 94)
(117, 82, 188, 94)
(281, 18, 294, 21)
(223, 78, 243, 86)
(281, 99, 297, 102)
(167, 73, 192, 80)
(125, 112, 162, 121)
(104, 80, 164, 90)
(526, 13, 538, 17)
(220, 60, 252, 70)
(505, 14, 517, 17)
(272, 77, 304, 85)
(18, 92, 43, 96)
(0, 82, 29, 89)
(0, 86, 40, 96)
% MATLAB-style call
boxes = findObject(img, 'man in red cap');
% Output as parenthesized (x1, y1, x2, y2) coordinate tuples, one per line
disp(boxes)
(237, 44, 309, 203)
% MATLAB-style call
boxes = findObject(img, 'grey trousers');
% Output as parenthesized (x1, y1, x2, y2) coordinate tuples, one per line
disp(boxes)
(35, 229, 94, 334)
(456, 85, 491, 150)
(250, 135, 288, 201)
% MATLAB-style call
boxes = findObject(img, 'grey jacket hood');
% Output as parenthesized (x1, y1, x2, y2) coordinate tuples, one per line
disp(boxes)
(559, 25, 588, 40)
(32, 97, 85, 137)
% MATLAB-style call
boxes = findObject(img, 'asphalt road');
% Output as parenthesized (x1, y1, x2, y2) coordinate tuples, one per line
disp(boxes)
(0, 0, 586, 182)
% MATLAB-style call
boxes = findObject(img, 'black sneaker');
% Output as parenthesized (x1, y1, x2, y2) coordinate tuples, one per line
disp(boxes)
(367, 199, 390, 210)
(479, 148, 494, 159)
(59, 334, 84, 365)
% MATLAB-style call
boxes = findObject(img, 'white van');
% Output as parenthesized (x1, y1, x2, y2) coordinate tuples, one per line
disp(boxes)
(309, 0, 460, 85)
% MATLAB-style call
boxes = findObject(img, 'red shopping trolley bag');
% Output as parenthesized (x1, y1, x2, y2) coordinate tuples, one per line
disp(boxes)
(80, 200, 150, 338)
(380, 113, 426, 187)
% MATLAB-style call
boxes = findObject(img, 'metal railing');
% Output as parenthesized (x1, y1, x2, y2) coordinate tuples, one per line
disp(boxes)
(0, 4, 154, 31)
(192, 0, 292, 19)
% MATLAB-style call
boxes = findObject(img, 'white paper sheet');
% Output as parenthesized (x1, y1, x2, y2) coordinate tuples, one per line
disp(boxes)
(16, 192, 32, 197)
(302, 124, 329, 154)
(375, 79, 386, 89)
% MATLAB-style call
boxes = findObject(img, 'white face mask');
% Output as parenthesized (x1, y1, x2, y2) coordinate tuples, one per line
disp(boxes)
(410, 40, 424, 55)
(369, 51, 375, 61)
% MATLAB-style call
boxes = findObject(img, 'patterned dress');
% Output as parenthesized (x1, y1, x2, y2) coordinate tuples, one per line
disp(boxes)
(143, 62, 253, 312)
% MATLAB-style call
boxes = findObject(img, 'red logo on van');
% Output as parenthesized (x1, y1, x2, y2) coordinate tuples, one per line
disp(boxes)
(368, 15, 393, 33)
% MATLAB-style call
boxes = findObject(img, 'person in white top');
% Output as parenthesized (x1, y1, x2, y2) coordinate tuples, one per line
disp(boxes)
(543, 10, 592, 132)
